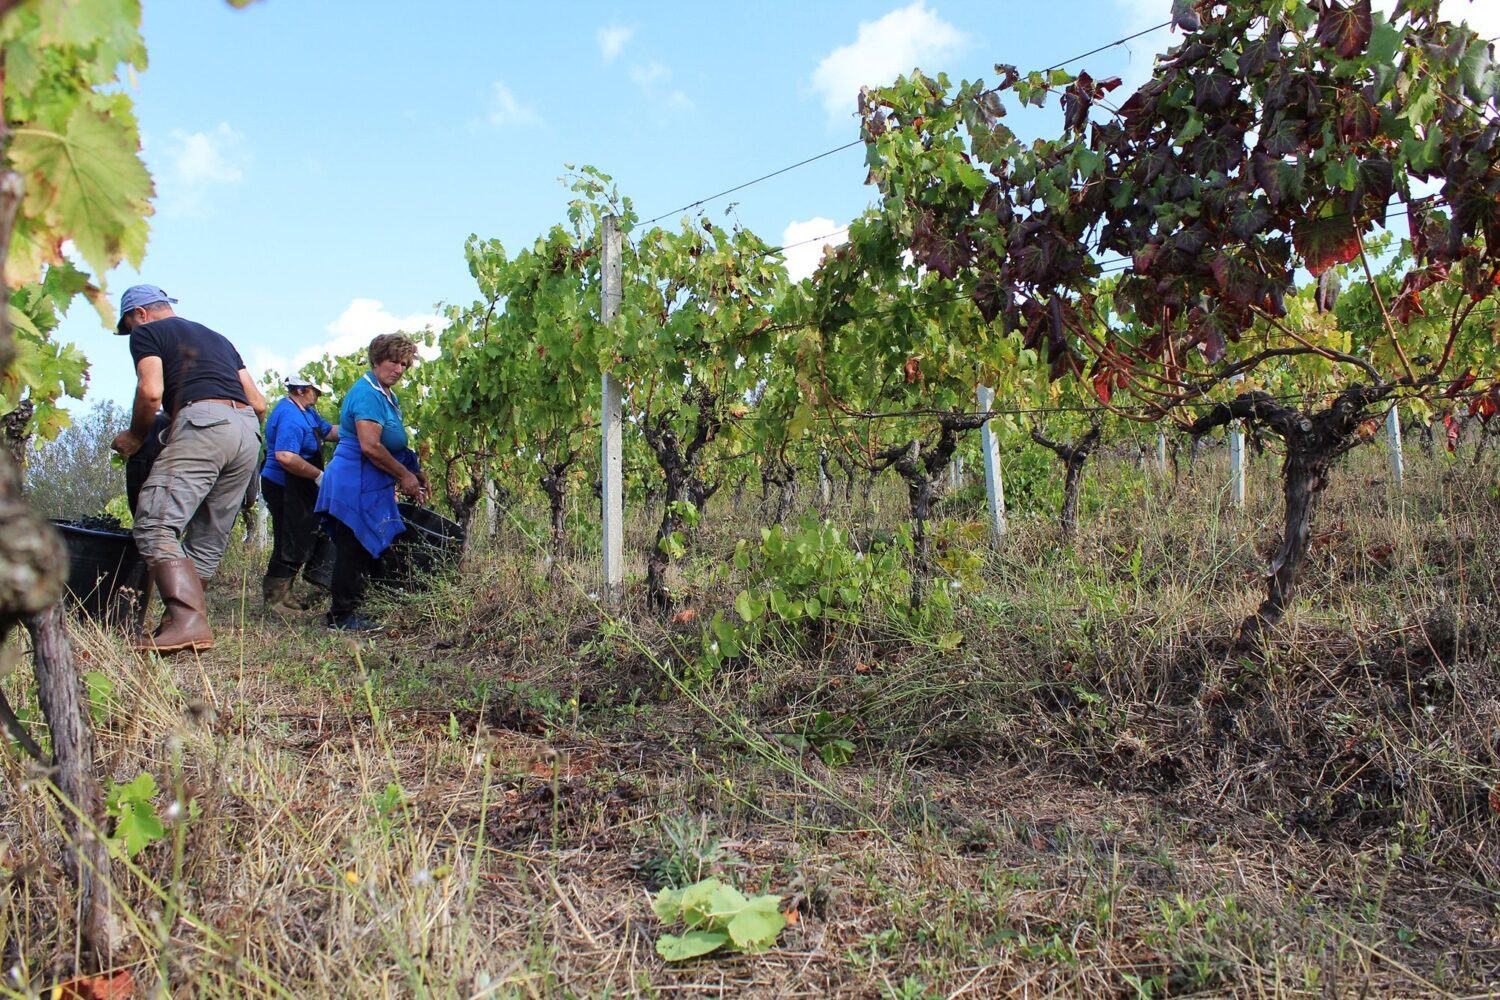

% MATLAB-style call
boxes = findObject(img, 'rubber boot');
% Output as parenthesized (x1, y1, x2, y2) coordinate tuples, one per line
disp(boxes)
(136, 558, 214, 653)
(290, 580, 326, 611)
(154, 572, 209, 634)
(262, 574, 307, 615)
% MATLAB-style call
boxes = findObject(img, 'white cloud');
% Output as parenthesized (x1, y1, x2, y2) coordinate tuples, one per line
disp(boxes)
(780, 217, 849, 282)
(250, 298, 444, 383)
(629, 60, 692, 112)
(153, 123, 248, 218)
(172, 126, 244, 185)
(630, 61, 669, 87)
(487, 81, 540, 127)
(811, 2, 966, 122)
(597, 23, 633, 64)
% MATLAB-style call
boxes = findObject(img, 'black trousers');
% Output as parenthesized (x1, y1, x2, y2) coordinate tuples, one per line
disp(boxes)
(329, 518, 380, 620)
(263, 475, 320, 579)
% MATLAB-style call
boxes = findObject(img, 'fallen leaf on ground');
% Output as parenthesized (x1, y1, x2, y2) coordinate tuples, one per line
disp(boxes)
(57, 970, 133, 1000)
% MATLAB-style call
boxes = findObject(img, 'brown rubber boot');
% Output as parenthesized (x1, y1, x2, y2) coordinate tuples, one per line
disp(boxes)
(262, 574, 308, 615)
(136, 558, 214, 654)
(290, 581, 325, 611)
(151, 572, 209, 634)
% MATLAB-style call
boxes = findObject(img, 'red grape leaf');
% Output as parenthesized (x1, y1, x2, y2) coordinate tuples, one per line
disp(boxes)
(1294, 209, 1364, 277)
(1317, 0, 1373, 60)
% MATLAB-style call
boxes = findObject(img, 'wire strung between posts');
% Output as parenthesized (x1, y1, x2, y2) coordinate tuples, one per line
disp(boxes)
(1039, 20, 1175, 73)
(724, 379, 1491, 429)
(757, 226, 853, 261)
(637, 21, 1179, 226)
(640, 142, 863, 226)
(639, 26, 1496, 229)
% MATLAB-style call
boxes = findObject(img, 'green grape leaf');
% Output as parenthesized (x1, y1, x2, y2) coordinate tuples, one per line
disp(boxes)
(36, 0, 147, 68)
(734, 590, 763, 622)
(114, 802, 164, 856)
(680, 879, 749, 929)
(1458, 37, 1495, 101)
(10, 103, 155, 279)
(106, 771, 157, 807)
(105, 772, 164, 856)
(651, 887, 683, 924)
(710, 614, 742, 658)
(656, 930, 729, 962)
(726, 898, 787, 952)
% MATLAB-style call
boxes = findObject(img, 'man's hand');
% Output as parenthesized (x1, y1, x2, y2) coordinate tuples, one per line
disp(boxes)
(111, 430, 144, 457)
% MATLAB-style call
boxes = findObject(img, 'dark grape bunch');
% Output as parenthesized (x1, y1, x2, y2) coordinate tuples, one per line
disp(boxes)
(68, 516, 127, 534)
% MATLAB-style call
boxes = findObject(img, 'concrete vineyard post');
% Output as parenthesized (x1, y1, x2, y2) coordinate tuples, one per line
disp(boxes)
(1157, 432, 1168, 474)
(1229, 427, 1245, 510)
(818, 448, 831, 505)
(600, 214, 624, 606)
(255, 499, 269, 548)
(1387, 403, 1404, 488)
(977, 386, 1006, 544)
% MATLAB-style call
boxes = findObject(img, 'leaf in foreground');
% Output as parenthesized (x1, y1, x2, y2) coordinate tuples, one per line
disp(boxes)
(727, 897, 787, 951)
(657, 930, 730, 962)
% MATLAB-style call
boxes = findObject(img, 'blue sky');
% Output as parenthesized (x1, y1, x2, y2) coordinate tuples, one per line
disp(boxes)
(57, 0, 1500, 413)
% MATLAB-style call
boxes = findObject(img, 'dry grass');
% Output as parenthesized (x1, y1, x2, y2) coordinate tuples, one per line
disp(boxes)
(2, 440, 1499, 998)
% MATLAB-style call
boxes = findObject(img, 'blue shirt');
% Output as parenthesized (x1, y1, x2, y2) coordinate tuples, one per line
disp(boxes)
(261, 397, 333, 486)
(315, 372, 421, 558)
(339, 373, 408, 452)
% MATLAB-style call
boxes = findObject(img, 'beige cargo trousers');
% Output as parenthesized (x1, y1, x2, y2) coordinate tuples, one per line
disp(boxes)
(133, 401, 262, 579)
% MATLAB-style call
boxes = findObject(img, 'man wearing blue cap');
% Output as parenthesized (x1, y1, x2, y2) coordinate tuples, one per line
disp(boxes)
(110, 284, 266, 653)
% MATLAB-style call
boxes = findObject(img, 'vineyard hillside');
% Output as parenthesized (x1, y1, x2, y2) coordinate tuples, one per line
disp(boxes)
(3, 443, 1496, 997)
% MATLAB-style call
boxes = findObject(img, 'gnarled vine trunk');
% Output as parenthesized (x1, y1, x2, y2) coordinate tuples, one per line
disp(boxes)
(27, 605, 113, 956)
(538, 453, 576, 560)
(446, 474, 486, 550)
(833, 451, 857, 502)
(880, 415, 986, 607)
(641, 388, 722, 613)
(1190, 385, 1390, 648)
(1031, 425, 1101, 538)
(761, 459, 797, 525)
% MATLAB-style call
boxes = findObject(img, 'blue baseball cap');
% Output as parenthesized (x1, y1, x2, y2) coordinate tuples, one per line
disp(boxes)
(115, 284, 178, 334)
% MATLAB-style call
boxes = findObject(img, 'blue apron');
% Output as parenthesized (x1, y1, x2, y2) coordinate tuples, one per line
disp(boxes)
(315, 375, 421, 558)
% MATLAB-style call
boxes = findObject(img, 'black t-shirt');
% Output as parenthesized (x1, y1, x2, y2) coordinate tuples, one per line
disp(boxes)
(128, 316, 249, 414)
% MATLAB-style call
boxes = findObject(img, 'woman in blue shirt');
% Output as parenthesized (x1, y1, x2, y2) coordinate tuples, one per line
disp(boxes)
(315, 334, 429, 632)
(260, 374, 338, 612)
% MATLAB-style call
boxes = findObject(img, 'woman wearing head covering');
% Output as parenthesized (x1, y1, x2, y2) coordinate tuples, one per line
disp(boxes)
(314, 334, 429, 632)
(261, 374, 338, 612)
